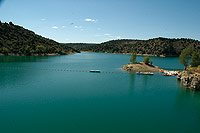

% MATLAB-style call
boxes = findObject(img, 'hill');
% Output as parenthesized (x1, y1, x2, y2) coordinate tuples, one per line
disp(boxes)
(67, 38, 200, 57)
(65, 43, 99, 52)
(0, 21, 79, 56)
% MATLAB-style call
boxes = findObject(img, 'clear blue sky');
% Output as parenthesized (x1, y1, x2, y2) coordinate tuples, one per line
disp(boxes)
(0, 0, 200, 43)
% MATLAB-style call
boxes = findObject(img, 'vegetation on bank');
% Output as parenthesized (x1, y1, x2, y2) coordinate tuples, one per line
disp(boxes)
(179, 47, 200, 69)
(0, 21, 78, 56)
(66, 43, 99, 52)
(67, 38, 200, 57)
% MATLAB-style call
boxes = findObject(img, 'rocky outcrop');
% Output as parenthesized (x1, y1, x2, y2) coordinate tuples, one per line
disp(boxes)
(177, 71, 200, 90)
(122, 62, 161, 72)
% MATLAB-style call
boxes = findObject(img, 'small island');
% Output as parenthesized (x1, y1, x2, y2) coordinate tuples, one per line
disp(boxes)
(122, 51, 162, 72)
(122, 62, 161, 72)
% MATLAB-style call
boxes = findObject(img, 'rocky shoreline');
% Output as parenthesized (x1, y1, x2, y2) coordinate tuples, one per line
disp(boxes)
(177, 71, 200, 90)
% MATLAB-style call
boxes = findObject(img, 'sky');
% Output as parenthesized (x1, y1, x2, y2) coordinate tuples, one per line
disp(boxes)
(0, 0, 200, 43)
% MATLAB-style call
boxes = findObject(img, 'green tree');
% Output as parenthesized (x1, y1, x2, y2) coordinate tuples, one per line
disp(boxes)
(24, 45, 32, 55)
(143, 56, 149, 64)
(1, 47, 9, 55)
(130, 51, 136, 64)
(36, 45, 46, 54)
(190, 50, 200, 67)
(179, 47, 193, 69)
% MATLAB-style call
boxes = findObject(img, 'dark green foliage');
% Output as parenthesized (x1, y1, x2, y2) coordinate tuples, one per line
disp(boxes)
(143, 56, 150, 64)
(190, 50, 200, 67)
(179, 47, 193, 68)
(130, 51, 136, 64)
(66, 43, 99, 52)
(0, 21, 78, 56)
(36, 45, 46, 54)
(67, 37, 200, 57)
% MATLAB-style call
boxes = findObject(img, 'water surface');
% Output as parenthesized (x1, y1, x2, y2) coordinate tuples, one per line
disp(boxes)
(0, 53, 200, 133)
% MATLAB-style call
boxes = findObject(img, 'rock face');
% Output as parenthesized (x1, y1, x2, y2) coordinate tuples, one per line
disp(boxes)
(122, 62, 161, 72)
(177, 71, 200, 90)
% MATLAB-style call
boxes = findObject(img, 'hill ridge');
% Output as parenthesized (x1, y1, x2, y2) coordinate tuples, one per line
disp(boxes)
(0, 21, 78, 56)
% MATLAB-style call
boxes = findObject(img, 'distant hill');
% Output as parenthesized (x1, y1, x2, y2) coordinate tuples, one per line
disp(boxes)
(67, 38, 200, 57)
(66, 43, 99, 52)
(0, 21, 79, 56)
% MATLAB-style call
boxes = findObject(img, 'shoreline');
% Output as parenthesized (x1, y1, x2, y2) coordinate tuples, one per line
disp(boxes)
(0, 52, 76, 56)
(177, 68, 200, 90)
(122, 62, 162, 72)
(80, 51, 167, 57)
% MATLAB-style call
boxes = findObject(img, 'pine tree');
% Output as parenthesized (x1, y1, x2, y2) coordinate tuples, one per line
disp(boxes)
(130, 51, 136, 64)
(179, 47, 193, 69)
(190, 50, 200, 67)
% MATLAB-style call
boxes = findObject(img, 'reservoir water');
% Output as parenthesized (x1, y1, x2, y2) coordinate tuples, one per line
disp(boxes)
(0, 53, 200, 133)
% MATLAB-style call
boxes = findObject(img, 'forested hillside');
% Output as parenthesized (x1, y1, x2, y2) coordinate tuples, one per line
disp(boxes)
(0, 21, 78, 56)
(67, 38, 200, 57)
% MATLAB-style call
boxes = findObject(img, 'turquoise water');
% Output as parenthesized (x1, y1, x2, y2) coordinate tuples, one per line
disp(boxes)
(0, 53, 200, 133)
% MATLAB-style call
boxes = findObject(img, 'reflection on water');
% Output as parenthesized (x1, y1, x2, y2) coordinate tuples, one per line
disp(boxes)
(128, 72, 152, 93)
(0, 56, 55, 62)
(175, 81, 200, 124)
(128, 73, 136, 94)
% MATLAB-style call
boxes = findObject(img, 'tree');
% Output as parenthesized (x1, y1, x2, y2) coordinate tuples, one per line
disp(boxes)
(130, 51, 136, 64)
(1, 47, 9, 55)
(24, 45, 32, 55)
(9, 22, 14, 26)
(179, 47, 193, 69)
(36, 45, 46, 54)
(190, 50, 200, 67)
(143, 56, 149, 64)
